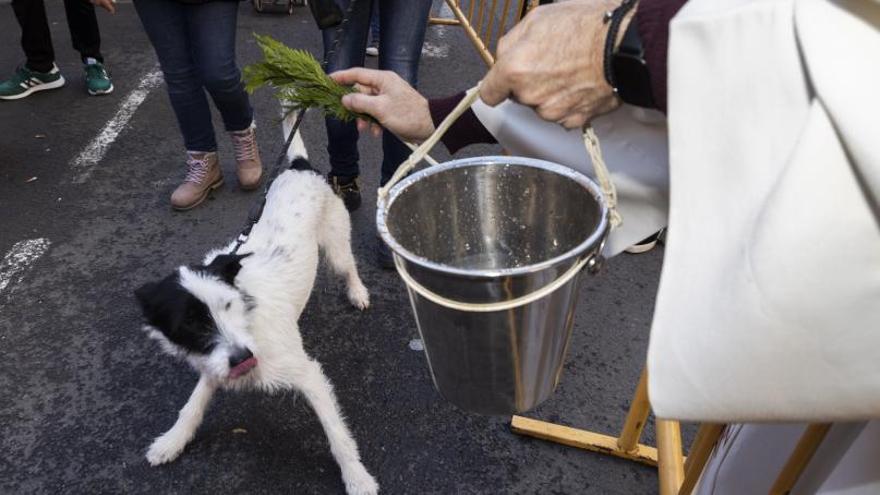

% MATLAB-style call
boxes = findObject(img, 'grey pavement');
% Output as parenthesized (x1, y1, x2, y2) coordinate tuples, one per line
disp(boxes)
(0, 2, 688, 493)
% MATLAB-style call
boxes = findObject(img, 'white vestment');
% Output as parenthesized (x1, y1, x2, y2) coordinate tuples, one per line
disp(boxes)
(471, 0, 878, 490)
(657, 0, 880, 492)
(650, 0, 880, 423)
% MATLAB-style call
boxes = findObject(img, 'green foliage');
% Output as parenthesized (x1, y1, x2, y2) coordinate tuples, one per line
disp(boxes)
(243, 34, 365, 122)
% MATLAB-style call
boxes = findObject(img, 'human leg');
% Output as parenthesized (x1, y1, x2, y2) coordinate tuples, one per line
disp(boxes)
(377, 0, 431, 186)
(366, 1, 379, 56)
(63, 0, 102, 63)
(62, 0, 112, 95)
(1, 0, 65, 100)
(11, 0, 55, 73)
(134, 0, 216, 152)
(134, 0, 223, 209)
(322, 0, 372, 182)
(186, 1, 253, 133)
(186, 1, 262, 189)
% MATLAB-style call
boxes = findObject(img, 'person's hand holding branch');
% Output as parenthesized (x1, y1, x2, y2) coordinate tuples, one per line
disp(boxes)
(331, 68, 435, 142)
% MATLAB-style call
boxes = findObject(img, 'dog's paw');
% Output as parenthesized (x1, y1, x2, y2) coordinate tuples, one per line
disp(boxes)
(342, 462, 378, 495)
(347, 282, 370, 311)
(146, 433, 186, 466)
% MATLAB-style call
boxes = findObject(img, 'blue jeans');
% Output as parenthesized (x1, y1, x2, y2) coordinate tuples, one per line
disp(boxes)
(323, 0, 432, 186)
(368, 2, 379, 45)
(134, 0, 253, 152)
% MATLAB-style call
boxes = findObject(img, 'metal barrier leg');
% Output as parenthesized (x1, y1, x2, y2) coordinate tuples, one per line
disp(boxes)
(679, 423, 725, 495)
(511, 367, 680, 468)
(657, 419, 685, 495)
(617, 368, 651, 454)
(445, 0, 495, 65)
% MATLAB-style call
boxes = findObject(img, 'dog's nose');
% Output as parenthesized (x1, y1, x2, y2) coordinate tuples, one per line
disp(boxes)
(228, 348, 254, 369)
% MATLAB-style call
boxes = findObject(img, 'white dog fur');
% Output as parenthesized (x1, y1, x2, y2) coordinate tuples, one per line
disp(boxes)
(139, 122, 378, 495)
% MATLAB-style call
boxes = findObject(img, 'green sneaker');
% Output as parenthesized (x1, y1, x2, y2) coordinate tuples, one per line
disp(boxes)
(84, 59, 113, 96)
(0, 64, 65, 100)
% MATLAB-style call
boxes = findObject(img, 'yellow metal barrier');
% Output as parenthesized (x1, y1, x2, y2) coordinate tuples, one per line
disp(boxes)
(429, 0, 540, 66)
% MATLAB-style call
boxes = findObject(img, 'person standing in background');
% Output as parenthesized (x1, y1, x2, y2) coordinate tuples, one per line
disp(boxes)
(1, 0, 115, 100)
(133, 0, 264, 211)
(320, 0, 432, 269)
(365, 2, 379, 57)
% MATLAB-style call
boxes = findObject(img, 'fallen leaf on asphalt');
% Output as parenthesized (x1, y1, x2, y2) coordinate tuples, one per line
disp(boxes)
(232, 428, 248, 434)
(34, 134, 46, 139)
(25, 177, 38, 183)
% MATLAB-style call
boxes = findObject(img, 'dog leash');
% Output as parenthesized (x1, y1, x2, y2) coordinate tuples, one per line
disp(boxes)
(231, 0, 360, 255)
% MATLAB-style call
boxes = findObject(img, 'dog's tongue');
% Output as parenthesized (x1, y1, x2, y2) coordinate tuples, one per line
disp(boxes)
(229, 357, 258, 379)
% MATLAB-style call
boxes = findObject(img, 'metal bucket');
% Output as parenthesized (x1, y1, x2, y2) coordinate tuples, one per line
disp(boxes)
(377, 156, 609, 415)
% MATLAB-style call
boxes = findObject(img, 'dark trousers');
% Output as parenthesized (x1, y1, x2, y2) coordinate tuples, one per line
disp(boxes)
(322, 0, 432, 186)
(134, 0, 253, 152)
(12, 0, 103, 73)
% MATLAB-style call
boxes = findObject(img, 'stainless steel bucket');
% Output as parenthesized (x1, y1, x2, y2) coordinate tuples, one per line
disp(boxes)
(377, 156, 609, 415)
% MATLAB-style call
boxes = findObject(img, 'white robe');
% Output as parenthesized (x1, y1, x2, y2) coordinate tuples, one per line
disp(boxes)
(471, 0, 879, 491)
(649, 0, 880, 424)
(657, 0, 880, 492)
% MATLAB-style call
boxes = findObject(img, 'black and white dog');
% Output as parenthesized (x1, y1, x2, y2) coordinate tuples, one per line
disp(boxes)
(134, 123, 378, 495)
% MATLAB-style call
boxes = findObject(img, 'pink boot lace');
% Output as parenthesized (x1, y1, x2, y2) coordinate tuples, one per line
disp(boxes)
(185, 153, 212, 183)
(230, 125, 258, 163)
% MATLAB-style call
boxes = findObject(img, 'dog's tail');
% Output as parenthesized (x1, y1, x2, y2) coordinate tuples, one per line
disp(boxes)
(281, 105, 309, 169)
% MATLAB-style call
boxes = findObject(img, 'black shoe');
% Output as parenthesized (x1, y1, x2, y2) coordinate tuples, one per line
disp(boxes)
(328, 175, 362, 212)
(376, 238, 395, 270)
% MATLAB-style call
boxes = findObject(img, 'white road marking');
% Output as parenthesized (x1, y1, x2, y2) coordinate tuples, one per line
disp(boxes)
(71, 68, 163, 183)
(423, 3, 451, 58)
(0, 238, 51, 296)
(422, 42, 450, 58)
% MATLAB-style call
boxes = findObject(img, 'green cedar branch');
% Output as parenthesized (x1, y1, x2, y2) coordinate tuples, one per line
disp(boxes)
(243, 34, 372, 122)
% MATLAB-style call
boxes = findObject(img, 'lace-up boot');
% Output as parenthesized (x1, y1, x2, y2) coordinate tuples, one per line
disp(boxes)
(171, 151, 223, 211)
(229, 122, 263, 190)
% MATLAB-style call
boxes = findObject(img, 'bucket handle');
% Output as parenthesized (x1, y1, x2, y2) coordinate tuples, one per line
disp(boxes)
(378, 82, 622, 229)
(393, 251, 604, 313)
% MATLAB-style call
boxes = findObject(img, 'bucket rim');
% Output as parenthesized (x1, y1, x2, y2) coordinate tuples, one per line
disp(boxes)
(376, 156, 610, 279)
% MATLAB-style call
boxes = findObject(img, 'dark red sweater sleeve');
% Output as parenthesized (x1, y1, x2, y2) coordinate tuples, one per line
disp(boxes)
(428, 0, 687, 153)
(428, 92, 497, 154)
(635, 0, 688, 113)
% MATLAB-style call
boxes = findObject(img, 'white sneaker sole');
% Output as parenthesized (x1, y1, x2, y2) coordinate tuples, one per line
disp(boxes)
(0, 75, 66, 100)
(624, 239, 658, 254)
(88, 83, 114, 96)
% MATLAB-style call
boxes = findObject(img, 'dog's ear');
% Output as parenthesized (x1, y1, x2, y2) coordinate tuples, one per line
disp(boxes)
(134, 281, 160, 314)
(205, 253, 252, 284)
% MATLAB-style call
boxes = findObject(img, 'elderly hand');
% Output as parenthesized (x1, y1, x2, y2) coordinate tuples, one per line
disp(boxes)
(331, 68, 435, 142)
(481, 0, 633, 128)
(91, 0, 116, 14)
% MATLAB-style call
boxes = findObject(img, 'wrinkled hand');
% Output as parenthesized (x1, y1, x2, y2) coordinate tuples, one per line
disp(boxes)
(481, 0, 631, 128)
(91, 0, 116, 14)
(331, 68, 435, 142)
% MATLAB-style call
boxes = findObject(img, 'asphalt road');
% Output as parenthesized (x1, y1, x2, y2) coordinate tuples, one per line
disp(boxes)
(0, 2, 686, 493)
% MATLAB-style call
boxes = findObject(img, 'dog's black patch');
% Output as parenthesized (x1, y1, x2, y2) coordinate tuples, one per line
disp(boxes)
(204, 253, 251, 285)
(289, 157, 313, 171)
(134, 273, 217, 355)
